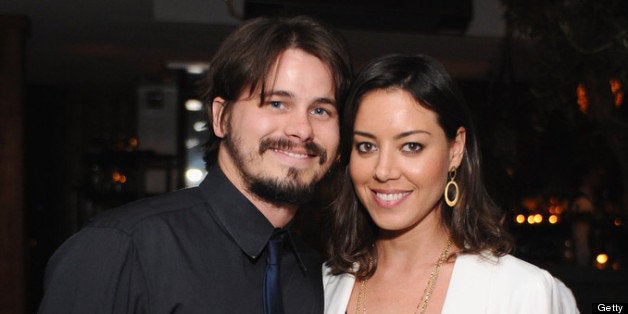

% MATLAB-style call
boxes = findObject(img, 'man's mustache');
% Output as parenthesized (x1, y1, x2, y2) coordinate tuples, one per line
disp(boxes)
(258, 138, 328, 165)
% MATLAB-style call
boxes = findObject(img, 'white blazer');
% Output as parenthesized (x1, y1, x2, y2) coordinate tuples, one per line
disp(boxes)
(323, 253, 579, 314)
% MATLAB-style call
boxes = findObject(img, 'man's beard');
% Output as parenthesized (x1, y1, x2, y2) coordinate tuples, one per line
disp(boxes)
(223, 131, 328, 206)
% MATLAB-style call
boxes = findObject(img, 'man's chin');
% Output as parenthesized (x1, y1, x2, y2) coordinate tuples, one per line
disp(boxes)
(247, 176, 317, 206)
(267, 166, 318, 184)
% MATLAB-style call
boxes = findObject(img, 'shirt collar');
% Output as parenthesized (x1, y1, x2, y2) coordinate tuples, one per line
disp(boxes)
(199, 166, 308, 271)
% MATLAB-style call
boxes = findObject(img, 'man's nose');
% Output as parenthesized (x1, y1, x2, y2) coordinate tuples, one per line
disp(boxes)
(284, 110, 314, 142)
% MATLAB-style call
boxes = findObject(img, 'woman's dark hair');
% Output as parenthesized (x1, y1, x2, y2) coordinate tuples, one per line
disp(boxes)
(325, 54, 512, 279)
(201, 15, 353, 169)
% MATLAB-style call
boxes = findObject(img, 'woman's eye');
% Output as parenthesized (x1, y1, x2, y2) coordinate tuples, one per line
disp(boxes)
(402, 142, 423, 153)
(355, 142, 375, 153)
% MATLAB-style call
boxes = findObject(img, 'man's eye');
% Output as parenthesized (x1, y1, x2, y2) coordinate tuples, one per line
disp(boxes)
(402, 142, 423, 153)
(312, 107, 329, 116)
(268, 101, 283, 108)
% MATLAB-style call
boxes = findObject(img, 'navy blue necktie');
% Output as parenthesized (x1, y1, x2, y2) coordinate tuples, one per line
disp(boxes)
(264, 232, 285, 314)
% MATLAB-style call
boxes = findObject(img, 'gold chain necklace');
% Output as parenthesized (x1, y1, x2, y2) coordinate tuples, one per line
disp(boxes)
(355, 238, 453, 314)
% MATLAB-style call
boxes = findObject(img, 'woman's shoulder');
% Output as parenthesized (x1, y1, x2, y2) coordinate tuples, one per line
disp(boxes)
(322, 262, 356, 285)
(322, 263, 357, 314)
(448, 252, 579, 313)
(458, 252, 559, 286)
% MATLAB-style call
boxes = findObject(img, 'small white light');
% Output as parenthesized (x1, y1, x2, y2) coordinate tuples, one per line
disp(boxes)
(185, 99, 203, 111)
(186, 65, 206, 74)
(185, 168, 205, 184)
(193, 121, 207, 132)
(186, 138, 201, 149)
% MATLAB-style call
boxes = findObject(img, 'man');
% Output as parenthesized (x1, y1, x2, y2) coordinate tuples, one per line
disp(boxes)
(39, 15, 352, 313)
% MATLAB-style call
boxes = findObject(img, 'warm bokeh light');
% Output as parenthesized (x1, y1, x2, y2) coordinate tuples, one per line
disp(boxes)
(527, 215, 535, 224)
(534, 214, 543, 223)
(521, 197, 540, 211)
(615, 218, 623, 227)
(610, 78, 624, 108)
(505, 167, 514, 177)
(596, 253, 609, 265)
(129, 137, 138, 148)
(577, 79, 624, 113)
(112, 171, 127, 184)
(547, 196, 566, 214)
(577, 83, 588, 113)
(549, 215, 558, 224)
(516, 214, 526, 224)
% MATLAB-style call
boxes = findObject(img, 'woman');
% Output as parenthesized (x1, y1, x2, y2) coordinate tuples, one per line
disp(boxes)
(323, 54, 578, 313)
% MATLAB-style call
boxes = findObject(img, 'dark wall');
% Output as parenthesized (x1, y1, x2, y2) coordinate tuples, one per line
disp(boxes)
(24, 82, 137, 312)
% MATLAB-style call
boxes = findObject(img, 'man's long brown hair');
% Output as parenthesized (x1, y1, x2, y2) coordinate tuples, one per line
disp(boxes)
(200, 15, 353, 169)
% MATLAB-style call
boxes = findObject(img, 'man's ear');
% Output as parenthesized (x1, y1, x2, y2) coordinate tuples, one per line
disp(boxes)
(211, 97, 227, 138)
(450, 127, 466, 168)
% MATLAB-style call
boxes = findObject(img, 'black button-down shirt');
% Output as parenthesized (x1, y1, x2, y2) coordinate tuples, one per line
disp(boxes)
(39, 166, 324, 313)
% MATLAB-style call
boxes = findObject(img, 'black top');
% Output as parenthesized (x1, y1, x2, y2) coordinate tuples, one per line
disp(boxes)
(38, 166, 324, 313)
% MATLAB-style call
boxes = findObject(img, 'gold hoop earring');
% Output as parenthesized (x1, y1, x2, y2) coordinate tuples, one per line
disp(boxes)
(444, 167, 459, 207)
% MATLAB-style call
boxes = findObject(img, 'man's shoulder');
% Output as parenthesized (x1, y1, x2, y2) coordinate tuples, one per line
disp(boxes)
(86, 186, 206, 234)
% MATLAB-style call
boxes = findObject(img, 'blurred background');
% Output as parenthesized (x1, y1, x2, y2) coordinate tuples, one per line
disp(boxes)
(1, 0, 627, 312)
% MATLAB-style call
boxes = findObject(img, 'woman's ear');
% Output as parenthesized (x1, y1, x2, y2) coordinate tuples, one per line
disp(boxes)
(211, 97, 226, 138)
(450, 127, 466, 168)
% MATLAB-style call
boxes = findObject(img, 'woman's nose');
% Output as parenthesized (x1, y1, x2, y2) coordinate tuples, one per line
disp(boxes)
(372, 151, 400, 182)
